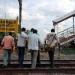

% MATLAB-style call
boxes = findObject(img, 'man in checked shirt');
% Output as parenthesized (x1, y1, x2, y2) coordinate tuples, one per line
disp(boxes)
(45, 29, 60, 68)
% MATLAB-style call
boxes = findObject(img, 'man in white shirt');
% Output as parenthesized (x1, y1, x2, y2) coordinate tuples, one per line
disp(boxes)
(28, 29, 41, 68)
(17, 28, 28, 67)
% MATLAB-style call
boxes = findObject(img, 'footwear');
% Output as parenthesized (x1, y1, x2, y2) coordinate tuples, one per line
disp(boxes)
(2, 65, 7, 68)
(18, 65, 24, 68)
(50, 64, 54, 68)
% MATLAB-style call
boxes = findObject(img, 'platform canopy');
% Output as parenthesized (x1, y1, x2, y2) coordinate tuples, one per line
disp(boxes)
(53, 10, 75, 26)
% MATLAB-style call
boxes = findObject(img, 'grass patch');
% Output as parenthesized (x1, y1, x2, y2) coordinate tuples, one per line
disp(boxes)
(61, 47, 75, 55)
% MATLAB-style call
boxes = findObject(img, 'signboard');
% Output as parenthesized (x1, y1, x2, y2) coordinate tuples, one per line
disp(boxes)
(0, 18, 19, 33)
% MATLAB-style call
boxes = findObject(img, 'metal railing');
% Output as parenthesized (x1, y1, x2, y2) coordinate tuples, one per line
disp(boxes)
(57, 26, 75, 37)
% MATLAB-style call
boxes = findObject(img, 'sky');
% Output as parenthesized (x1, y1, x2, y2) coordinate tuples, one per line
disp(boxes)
(0, 0, 75, 43)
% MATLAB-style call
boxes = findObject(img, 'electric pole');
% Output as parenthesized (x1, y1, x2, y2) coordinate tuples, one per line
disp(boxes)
(18, 0, 22, 33)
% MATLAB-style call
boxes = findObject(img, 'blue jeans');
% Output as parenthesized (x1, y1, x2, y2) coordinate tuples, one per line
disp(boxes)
(3, 49, 11, 66)
(17, 47, 25, 66)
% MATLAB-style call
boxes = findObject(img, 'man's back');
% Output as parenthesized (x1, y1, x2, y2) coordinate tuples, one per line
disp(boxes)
(28, 33, 39, 50)
(17, 32, 28, 47)
(46, 32, 56, 45)
(1, 35, 14, 49)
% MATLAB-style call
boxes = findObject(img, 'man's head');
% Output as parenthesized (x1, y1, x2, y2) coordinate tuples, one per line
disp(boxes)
(9, 32, 12, 36)
(51, 28, 55, 32)
(33, 29, 37, 34)
(21, 28, 26, 32)
(31, 28, 34, 32)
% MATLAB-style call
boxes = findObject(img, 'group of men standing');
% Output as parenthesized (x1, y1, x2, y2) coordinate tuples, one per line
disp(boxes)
(0, 28, 60, 68)
(17, 28, 41, 68)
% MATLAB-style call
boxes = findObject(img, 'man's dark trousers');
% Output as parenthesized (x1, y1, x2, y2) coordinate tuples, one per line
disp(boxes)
(18, 47, 25, 66)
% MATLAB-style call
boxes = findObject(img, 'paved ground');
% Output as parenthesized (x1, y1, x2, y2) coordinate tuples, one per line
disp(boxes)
(0, 47, 75, 60)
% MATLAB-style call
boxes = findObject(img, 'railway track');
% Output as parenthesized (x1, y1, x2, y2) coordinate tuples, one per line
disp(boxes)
(0, 60, 75, 75)
(0, 59, 75, 68)
(0, 67, 75, 75)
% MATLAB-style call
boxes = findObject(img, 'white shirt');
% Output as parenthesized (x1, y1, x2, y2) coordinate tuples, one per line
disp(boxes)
(28, 33, 40, 50)
(17, 32, 28, 47)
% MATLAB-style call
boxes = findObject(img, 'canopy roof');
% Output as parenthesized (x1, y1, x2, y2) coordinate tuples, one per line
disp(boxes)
(53, 10, 75, 26)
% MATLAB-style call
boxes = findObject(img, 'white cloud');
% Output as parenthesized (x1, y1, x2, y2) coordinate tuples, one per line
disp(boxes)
(7, 7, 18, 19)
(22, 10, 30, 20)
(0, 0, 75, 42)
(55, 0, 75, 13)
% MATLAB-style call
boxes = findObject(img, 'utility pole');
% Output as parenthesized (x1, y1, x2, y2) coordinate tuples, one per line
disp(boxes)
(18, 0, 22, 33)
(73, 16, 75, 34)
